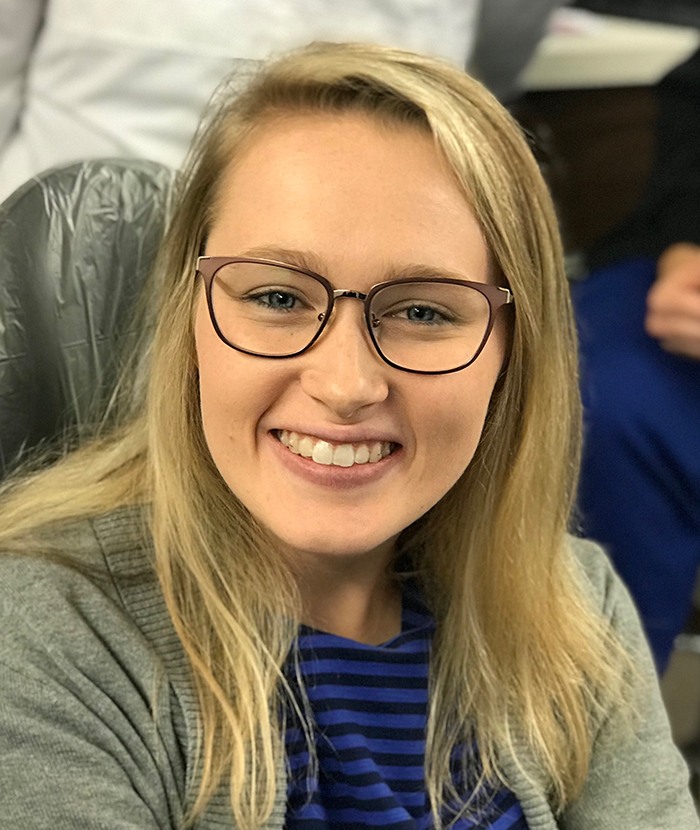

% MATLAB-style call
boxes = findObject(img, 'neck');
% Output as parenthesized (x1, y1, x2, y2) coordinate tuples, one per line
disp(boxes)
(289, 547, 402, 644)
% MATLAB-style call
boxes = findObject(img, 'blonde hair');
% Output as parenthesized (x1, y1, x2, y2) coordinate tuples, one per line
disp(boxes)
(0, 42, 632, 828)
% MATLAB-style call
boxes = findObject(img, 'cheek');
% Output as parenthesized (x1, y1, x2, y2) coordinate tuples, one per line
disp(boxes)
(194, 300, 288, 468)
(193, 293, 214, 376)
(195, 295, 249, 417)
(194, 301, 241, 461)
(420, 359, 503, 484)
(430, 395, 488, 464)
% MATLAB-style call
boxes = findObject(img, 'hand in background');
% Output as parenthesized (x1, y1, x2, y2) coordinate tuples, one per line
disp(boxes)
(645, 243, 700, 359)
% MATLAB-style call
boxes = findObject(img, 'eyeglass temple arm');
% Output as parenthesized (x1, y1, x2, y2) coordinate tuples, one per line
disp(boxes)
(497, 286, 514, 305)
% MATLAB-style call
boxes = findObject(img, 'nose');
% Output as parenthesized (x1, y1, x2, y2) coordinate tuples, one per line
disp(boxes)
(299, 300, 389, 419)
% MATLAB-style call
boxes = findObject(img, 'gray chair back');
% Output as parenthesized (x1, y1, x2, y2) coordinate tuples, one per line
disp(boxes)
(0, 158, 174, 476)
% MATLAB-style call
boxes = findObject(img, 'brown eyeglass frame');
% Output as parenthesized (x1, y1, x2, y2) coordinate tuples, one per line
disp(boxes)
(196, 256, 514, 375)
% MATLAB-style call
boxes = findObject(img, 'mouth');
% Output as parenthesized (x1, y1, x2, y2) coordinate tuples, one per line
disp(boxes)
(276, 430, 398, 468)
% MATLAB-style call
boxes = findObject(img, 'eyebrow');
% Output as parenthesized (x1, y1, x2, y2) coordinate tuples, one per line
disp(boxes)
(235, 245, 488, 284)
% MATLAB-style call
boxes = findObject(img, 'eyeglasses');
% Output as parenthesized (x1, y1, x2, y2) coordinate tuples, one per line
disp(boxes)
(196, 257, 514, 375)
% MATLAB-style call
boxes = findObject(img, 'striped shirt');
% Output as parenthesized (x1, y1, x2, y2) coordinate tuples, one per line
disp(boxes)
(284, 587, 528, 829)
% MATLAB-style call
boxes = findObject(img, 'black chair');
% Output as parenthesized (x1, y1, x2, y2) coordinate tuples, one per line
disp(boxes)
(0, 158, 174, 476)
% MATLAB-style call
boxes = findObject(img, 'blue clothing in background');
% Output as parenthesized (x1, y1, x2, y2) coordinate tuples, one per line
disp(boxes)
(573, 257, 700, 673)
(285, 588, 528, 828)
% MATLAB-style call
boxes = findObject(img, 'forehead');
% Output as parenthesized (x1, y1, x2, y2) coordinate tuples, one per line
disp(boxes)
(206, 112, 490, 283)
(216, 110, 455, 196)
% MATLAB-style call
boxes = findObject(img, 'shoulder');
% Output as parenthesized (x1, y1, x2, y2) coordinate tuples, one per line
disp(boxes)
(0, 516, 117, 619)
(566, 534, 640, 637)
(0, 510, 191, 826)
(567, 534, 615, 596)
(567, 535, 666, 675)
(0, 507, 162, 682)
(559, 537, 700, 828)
(0, 506, 152, 611)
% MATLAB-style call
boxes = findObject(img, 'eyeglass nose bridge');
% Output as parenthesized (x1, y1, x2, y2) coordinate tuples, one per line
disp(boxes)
(323, 289, 384, 333)
(316, 288, 381, 347)
(332, 288, 367, 302)
(313, 288, 386, 371)
(324, 288, 383, 334)
(319, 288, 371, 323)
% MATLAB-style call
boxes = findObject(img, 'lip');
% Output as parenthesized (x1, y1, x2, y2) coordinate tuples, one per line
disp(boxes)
(274, 425, 403, 446)
(266, 429, 403, 490)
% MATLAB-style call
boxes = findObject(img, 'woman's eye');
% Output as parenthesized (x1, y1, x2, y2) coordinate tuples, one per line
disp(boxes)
(407, 305, 436, 322)
(249, 290, 299, 310)
(396, 305, 450, 324)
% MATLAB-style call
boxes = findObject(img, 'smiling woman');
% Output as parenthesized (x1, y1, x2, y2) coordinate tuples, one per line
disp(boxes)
(194, 113, 507, 575)
(0, 42, 696, 830)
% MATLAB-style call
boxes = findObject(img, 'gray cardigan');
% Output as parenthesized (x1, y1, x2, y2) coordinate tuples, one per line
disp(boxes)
(0, 508, 697, 829)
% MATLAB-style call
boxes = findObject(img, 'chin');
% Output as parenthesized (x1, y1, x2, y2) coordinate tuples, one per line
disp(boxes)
(268, 526, 397, 564)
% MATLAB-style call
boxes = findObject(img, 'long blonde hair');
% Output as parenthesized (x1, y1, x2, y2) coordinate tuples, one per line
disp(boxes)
(0, 43, 632, 828)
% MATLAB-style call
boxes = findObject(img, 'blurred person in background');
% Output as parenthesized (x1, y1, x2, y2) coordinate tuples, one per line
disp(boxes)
(0, 0, 566, 200)
(575, 44, 700, 675)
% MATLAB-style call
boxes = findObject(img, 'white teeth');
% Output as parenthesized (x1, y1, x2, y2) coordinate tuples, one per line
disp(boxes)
(332, 444, 355, 468)
(298, 435, 314, 458)
(277, 431, 394, 467)
(311, 440, 333, 465)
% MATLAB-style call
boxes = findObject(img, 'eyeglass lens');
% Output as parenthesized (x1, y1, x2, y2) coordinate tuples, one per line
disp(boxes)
(208, 261, 492, 373)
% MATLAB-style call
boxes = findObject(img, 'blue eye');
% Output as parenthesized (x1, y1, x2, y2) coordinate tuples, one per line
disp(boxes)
(393, 304, 453, 325)
(405, 305, 440, 323)
(249, 290, 299, 310)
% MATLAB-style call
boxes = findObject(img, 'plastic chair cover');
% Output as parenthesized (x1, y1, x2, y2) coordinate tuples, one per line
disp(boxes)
(0, 158, 174, 476)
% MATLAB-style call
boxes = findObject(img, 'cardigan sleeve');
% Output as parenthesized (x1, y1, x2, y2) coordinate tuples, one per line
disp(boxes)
(561, 539, 700, 830)
(0, 552, 187, 829)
